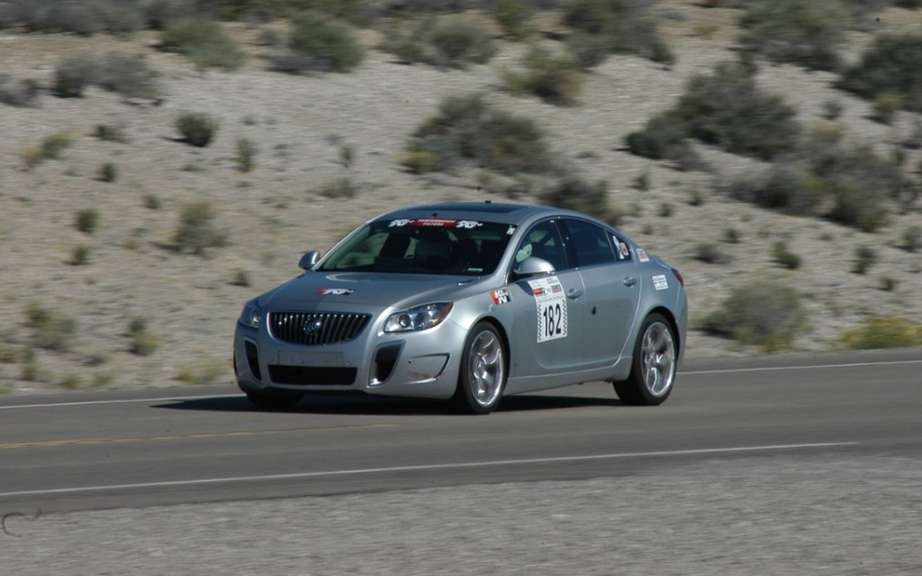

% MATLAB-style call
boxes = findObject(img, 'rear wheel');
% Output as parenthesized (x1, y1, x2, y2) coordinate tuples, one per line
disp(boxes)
(454, 322, 507, 414)
(614, 313, 677, 406)
(245, 389, 303, 411)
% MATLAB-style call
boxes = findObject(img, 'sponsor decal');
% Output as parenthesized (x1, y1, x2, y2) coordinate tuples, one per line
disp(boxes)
(506, 225, 517, 236)
(636, 248, 650, 263)
(318, 288, 355, 296)
(618, 241, 630, 259)
(652, 274, 668, 291)
(490, 288, 511, 305)
(388, 218, 486, 229)
(527, 276, 568, 343)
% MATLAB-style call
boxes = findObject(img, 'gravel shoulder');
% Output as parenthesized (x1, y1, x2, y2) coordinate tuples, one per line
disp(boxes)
(5, 454, 922, 576)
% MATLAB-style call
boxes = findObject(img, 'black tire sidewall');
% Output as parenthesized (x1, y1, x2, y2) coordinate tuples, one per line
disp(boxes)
(456, 322, 507, 414)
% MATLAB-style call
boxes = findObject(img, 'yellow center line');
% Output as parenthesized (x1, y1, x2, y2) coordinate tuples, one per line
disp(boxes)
(0, 423, 397, 450)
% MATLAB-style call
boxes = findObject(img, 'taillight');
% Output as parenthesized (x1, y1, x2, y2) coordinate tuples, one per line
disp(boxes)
(670, 267, 685, 286)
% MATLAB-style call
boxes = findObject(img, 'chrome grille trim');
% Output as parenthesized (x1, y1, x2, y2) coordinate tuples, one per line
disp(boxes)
(269, 312, 371, 346)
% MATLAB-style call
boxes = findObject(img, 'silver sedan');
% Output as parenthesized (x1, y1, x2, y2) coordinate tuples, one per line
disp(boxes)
(234, 202, 688, 414)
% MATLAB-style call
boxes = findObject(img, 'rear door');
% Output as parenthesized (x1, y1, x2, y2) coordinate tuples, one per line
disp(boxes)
(508, 219, 587, 374)
(561, 219, 640, 367)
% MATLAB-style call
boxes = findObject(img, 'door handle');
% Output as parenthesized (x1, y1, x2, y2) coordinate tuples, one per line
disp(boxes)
(623, 276, 637, 287)
(566, 287, 584, 300)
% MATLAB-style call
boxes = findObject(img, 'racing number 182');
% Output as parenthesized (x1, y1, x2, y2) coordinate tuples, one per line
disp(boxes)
(543, 302, 563, 339)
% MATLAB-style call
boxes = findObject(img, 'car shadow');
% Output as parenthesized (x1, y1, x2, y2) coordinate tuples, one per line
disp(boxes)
(153, 392, 621, 415)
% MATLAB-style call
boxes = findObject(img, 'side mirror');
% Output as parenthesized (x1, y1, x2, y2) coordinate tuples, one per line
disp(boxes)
(512, 257, 555, 280)
(298, 250, 321, 271)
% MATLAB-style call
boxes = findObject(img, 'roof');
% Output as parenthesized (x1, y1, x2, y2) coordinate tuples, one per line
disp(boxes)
(378, 202, 555, 225)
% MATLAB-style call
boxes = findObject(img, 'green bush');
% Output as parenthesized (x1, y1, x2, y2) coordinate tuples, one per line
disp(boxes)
(563, 0, 674, 65)
(174, 202, 227, 256)
(695, 242, 731, 264)
(382, 15, 495, 69)
(723, 227, 741, 244)
(94, 123, 129, 143)
(236, 137, 256, 173)
(176, 112, 219, 147)
(161, 18, 246, 71)
(98, 162, 118, 183)
(566, 32, 611, 69)
(495, 0, 533, 39)
(1, 0, 145, 35)
(842, 316, 922, 349)
(176, 359, 226, 385)
(318, 177, 358, 199)
(839, 34, 922, 113)
(738, 0, 849, 71)
(703, 281, 806, 351)
(0, 75, 39, 107)
(771, 240, 802, 269)
(503, 46, 584, 106)
(128, 318, 159, 356)
(852, 245, 876, 275)
(627, 62, 798, 163)
(540, 175, 622, 225)
(25, 303, 77, 352)
(903, 225, 922, 252)
(53, 54, 98, 98)
(872, 91, 903, 124)
(405, 93, 554, 175)
(75, 208, 99, 234)
(274, 11, 364, 73)
(70, 245, 91, 266)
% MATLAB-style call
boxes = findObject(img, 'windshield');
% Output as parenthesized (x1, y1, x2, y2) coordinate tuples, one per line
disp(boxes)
(319, 218, 515, 275)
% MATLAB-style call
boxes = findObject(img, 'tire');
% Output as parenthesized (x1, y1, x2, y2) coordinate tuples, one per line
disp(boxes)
(613, 313, 677, 406)
(245, 389, 303, 411)
(454, 321, 508, 414)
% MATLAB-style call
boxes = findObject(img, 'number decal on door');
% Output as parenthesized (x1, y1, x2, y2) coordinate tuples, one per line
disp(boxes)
(528, 277, 568, 343)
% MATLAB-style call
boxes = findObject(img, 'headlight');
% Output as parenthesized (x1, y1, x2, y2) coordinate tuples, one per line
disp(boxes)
(239, 302, 261, 329)
(384, 303, 453, 333)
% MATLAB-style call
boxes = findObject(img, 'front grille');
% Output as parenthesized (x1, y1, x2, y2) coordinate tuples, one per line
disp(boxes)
(268, 365, 357, 386)
(269, 312, 371, 346)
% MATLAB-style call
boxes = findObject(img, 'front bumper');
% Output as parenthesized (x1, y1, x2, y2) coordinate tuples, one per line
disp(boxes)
(233, 311, 466, 400)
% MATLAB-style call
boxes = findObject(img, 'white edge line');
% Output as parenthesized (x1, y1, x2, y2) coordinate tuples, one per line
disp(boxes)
(0, 442, 859, 499)
(681, 358, 922, 376)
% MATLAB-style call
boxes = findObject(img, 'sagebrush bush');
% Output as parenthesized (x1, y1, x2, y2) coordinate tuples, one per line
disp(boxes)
(176, 112, 219, 147)
(703, 281, 806, 351)
(382, 15, 495, 69)
(841, 316, 922, 349)
(822, 99, 844, 121)
(852, 245, 876, 275)
(161, 18, 246, 71)
(840, 34, 922, 113)
(176, 359, 225, 385)
(903, 225, 922, 252)
(25, 303, 77, 352)
(695, 242, 731, 264)
(503, 46, 584, 106)
(738, 0, 849, 71)
(723, 227, 741, 244)
(236, 138, 256, 173)
(404, 93, 554, 175)
(627, 63, 798, 164)
(540, 175, 622, 225)
(273, 11, 364, 73)
(128, 317, 159, 356)
(0, 75, 39, 107)
(75, 208, 99, 234)
(563, 0, 674, 65)
(174, 202, 227, 256)
(566, 32, 611, 69)
(54, 53, 159, 99)
(872, 91, 903, 124)
(318, 178, 358, 199)
(94, 123, 129, 143)
(70, 245, 91, 266)
(98, 162, 118, 183)
(771, 240, 802, 270)
(0, 0, 145, 35)
(494, 0, 533, 39)
(53, 54, 98, 98)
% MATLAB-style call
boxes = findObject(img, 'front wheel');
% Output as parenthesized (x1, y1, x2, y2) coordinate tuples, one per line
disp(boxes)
(613, 313, 677, 406)
(454, 322, 507, 414)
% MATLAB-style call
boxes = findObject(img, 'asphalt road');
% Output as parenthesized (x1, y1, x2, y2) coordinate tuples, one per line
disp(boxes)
(1, 348, 920, 514)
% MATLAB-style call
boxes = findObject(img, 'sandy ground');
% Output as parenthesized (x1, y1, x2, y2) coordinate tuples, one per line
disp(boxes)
(4, 454, 922, 575)
(1, 1, 921, 393)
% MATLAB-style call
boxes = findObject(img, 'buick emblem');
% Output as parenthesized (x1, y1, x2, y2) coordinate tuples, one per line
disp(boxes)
(304, 319, 323, 335)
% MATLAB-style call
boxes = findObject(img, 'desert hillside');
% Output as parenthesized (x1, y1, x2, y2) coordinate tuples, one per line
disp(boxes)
(1, 0, 921, 393)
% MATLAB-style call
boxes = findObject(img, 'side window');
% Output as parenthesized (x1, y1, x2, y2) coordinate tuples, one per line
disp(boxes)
(514, 220, 568, 271)
(562, 219, 616, 267)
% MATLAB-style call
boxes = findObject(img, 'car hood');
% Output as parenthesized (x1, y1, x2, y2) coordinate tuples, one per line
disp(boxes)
(261, 272, 484, 311)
